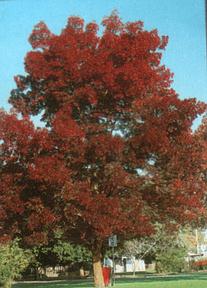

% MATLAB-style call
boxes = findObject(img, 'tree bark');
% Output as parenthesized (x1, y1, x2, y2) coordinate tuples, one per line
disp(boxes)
(92, 249, 105, 288)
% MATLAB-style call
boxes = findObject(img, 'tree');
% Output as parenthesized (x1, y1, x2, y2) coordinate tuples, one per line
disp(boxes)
(0, 240, 31, 288)
(196, 117, 207, 185)
(52, 240, 92, 275)
(32, 230, 92, 274)
(155, 246, 187, 273)
(1, 12, 207, 287)
(119, 224, 183, 260)
(118, 224, 189, 273)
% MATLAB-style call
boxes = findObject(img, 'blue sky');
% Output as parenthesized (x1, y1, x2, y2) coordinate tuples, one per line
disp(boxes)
(0, 0, 206, 126)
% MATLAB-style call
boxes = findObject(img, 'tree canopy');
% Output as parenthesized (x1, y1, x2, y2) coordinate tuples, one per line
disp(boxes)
(0, 12, 207, 287)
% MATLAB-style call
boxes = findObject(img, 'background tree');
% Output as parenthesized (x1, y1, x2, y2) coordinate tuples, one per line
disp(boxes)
(38, 230, 91, 274)
(0, 12, 207, 287)
(30, 239, 91, 279)
(52, 240, 92, 276)
(119, 224, 180, 260)
(0, 239, 31, 288)
(155, 246, 187, 274)
(118, 224, 189, 273)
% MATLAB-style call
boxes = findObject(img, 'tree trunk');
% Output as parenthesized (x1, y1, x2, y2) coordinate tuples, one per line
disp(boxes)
(92, 249, 105, 288)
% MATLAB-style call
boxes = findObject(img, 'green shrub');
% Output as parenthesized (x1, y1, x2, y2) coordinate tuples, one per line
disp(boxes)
(0, 239, 31, 288)
(155, 247, 186, 273)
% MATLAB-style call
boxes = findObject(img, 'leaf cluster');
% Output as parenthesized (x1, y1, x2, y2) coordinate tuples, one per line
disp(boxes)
(0, 239, 31, 287)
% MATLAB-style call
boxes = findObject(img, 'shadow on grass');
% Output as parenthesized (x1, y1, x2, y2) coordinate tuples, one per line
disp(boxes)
(13, 272, 207, 288)
(13, 280, 94, 288)
(116, 272, 207, 284)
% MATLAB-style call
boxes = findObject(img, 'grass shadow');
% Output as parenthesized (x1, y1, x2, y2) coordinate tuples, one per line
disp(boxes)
(116, 272, 207, 284)
(13, 272, 207, 288)
(13, 280, 94, 288)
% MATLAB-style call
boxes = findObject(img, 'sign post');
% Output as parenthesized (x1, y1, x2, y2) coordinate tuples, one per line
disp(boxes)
(108, 235, 117, 286)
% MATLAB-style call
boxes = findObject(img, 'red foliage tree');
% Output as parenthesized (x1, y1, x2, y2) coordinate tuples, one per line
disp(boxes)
(1, 13, 207, 287)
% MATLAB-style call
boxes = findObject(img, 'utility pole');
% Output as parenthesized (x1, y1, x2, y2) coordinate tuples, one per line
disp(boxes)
(195, 229, 200, 254)
(108, 235, 117, 286)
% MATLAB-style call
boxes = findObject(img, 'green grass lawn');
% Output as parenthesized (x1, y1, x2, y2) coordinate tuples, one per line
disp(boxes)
(13, 273, 207, 288)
